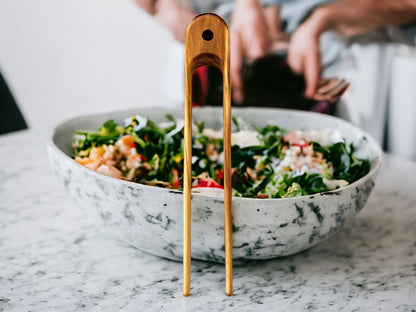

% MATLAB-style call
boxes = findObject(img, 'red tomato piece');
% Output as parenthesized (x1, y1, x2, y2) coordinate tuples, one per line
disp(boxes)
(172, 169, 181, 189)
(291, 142, 309, 148)
(194, 179, 224, 189)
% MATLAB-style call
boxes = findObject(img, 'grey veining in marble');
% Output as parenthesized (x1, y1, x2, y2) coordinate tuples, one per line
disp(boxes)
(1, 128, 415, 312)
(48, 107, 381, 263)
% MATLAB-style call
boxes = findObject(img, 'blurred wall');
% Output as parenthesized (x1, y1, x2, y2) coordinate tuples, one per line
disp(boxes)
(0, 0, 175, 129)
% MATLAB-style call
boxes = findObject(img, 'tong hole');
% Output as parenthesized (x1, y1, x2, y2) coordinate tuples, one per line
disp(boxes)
(202, 29, 214, 41)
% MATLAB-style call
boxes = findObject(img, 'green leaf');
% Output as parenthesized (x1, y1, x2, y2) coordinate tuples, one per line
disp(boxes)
(232, 117, 240, 132)
(72, 114, 371, 198)
(99, 120, 119, 136)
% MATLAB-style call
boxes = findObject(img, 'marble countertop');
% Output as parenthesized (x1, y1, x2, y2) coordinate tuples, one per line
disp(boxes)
(1, 128, 415, 312)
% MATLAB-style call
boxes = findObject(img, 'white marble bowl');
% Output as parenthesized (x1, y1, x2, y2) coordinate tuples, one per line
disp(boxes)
(48, 107, 382, 263)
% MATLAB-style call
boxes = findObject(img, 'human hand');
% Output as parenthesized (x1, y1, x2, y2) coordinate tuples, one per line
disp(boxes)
(287, 0, 416, 98)
(263, 5, 289, 53)
(287, 8, 330, 98)
(134, 0, 156, 15)
(287, 22, 321, 98)
(230, 0, 270, 103)
(154, 0, 196, 43)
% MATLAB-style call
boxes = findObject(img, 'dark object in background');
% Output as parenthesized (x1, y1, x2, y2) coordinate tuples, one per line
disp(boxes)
(204, 54, 334, 115)
(0, 71, 27, 134)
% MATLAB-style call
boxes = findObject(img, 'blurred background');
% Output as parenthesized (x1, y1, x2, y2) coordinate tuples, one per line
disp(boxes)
(1, 0, 415, 159)
(0, 0, 172, 127)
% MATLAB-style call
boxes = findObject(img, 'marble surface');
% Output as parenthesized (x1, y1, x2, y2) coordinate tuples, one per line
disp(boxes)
(1, 128, 415, 312)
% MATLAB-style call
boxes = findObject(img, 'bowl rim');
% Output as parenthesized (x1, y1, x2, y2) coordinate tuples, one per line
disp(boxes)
(48, 106, 383, 204)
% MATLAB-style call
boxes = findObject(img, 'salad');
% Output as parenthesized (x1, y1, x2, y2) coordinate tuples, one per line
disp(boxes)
(72, 114, 370, 198)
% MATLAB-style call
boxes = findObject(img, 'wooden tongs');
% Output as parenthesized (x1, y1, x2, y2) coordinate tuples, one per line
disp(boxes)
(183, 14, 233, 296)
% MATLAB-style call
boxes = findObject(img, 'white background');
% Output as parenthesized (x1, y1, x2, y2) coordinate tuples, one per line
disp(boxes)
(0, 0, 176, 129)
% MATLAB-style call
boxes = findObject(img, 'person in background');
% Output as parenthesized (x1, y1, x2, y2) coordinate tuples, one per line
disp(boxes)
(288, 0, 416, 98)
(136, 0, 416, 159)
(136, 0, 416, 100)
(135, 0, 289, 103)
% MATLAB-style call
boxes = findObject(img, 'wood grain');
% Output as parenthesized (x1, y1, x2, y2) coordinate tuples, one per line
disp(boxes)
(183, 13, 233, 297)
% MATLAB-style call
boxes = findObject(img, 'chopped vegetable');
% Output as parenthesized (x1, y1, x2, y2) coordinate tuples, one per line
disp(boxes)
(72, 114, 370, 198)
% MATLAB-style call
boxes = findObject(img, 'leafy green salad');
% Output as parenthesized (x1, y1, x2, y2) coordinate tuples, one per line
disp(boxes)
(72, 114, 370, 198)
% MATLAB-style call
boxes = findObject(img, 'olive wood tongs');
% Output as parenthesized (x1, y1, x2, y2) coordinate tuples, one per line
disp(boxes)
(183, 13, 233, 297)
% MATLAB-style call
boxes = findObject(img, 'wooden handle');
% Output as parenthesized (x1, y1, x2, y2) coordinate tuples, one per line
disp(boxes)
(183, 13, 233, 297)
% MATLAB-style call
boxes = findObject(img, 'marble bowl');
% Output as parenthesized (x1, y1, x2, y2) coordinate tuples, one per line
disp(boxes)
(48, 107, 382, 263)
